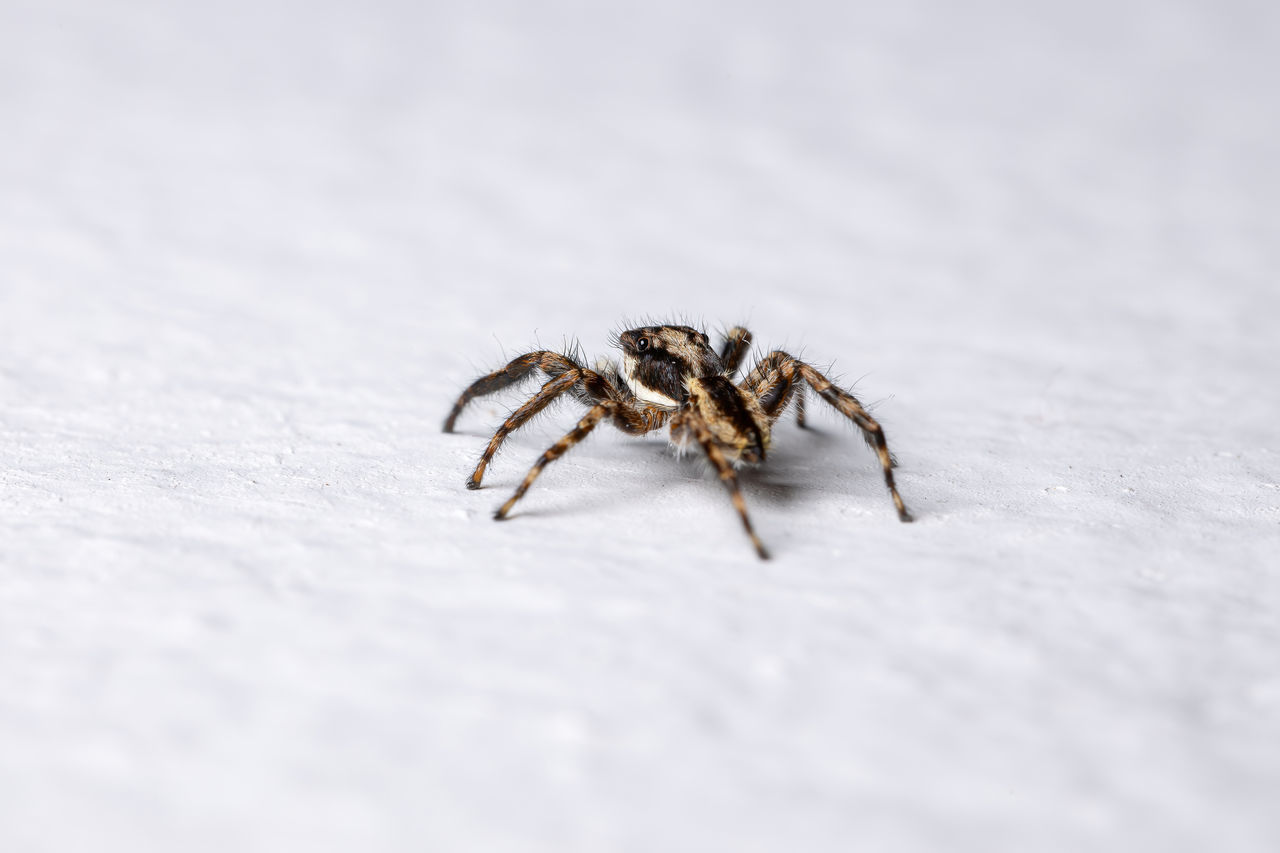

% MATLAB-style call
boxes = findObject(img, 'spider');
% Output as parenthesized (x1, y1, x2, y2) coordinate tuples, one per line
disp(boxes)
(443, 324, 914, 559)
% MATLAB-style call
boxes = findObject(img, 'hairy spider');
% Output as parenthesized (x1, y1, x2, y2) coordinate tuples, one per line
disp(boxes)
(443, 324, 914, 559)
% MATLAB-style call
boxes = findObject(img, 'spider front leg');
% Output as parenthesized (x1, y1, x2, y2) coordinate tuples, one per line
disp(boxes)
(493, 400, 662, 520)
(749, 352, 914, 523)
(676, 411, 770, 560)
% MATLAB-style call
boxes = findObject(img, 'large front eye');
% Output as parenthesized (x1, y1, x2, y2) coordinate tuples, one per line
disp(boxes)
(636, 336, 650, 352)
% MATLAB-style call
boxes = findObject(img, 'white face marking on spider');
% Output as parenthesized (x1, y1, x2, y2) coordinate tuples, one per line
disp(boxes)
(621, 353, 683, 409)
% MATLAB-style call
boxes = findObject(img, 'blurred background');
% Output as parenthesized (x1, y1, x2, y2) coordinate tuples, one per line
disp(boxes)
(5, 0, 1276, 440)
(2, 1, 1277, 851)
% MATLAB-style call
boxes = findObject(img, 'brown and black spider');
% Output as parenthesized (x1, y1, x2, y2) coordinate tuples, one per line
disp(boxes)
(443, 324, 913, 559)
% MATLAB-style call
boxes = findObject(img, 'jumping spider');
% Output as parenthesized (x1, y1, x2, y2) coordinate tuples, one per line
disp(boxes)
(444, 324, 913, 559)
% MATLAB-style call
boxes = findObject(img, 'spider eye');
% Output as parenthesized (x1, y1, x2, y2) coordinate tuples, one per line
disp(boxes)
(636, 336, 650, 352)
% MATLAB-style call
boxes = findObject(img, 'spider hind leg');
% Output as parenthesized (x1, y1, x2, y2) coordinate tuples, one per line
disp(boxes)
(446, 349, 627, 489)
(465, 371, 580, 489)
(745, 351, 914, 523)
(493, 400, 663, 519)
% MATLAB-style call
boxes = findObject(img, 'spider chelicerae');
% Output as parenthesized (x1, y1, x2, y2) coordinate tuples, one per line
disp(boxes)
(444, 324, 914, 559)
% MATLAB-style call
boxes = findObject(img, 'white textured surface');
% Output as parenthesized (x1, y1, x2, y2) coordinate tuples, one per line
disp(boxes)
(2, 1, 1278, 851)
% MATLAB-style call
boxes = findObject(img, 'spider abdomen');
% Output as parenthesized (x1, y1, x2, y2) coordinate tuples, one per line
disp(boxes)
(686, 375, 771, 464)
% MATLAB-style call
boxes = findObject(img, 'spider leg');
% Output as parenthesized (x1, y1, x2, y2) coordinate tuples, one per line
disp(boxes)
(493, 400, 661, 519)
(465, 371, 582, 489)
(749, 351, 914, 523)
(718, 326, 752, 377)
(678, 411, 770, 560)
(742, 354, 805, 426)
(443, 350, 588, 433)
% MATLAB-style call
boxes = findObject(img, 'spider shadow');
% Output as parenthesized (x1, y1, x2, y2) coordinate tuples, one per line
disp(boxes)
(473, 437, 684, 521)
(671, 428, 842, 509)
(490, 425, 851, 522)
(735, 424, 850, 508)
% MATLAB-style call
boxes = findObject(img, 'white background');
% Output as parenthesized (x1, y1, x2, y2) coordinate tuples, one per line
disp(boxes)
(2, 1, 1278, 850)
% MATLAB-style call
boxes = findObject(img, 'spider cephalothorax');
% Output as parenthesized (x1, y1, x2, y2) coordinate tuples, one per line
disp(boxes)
(444, 323, 913, 559)
(616, 325, 721, 407)
(617, 326, 770, 464)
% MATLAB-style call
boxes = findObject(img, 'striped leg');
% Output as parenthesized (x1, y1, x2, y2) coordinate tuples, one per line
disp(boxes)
(493, 400, 668, 520)
(444, 350, 587, 433)
(465, 371, 580, 489)
(681, 412, 770, 560)
(797, 361, 913, 521)
(493, 403, 609, 520)
(742, 352, 805, 427)
(747, 348, 911, 522)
